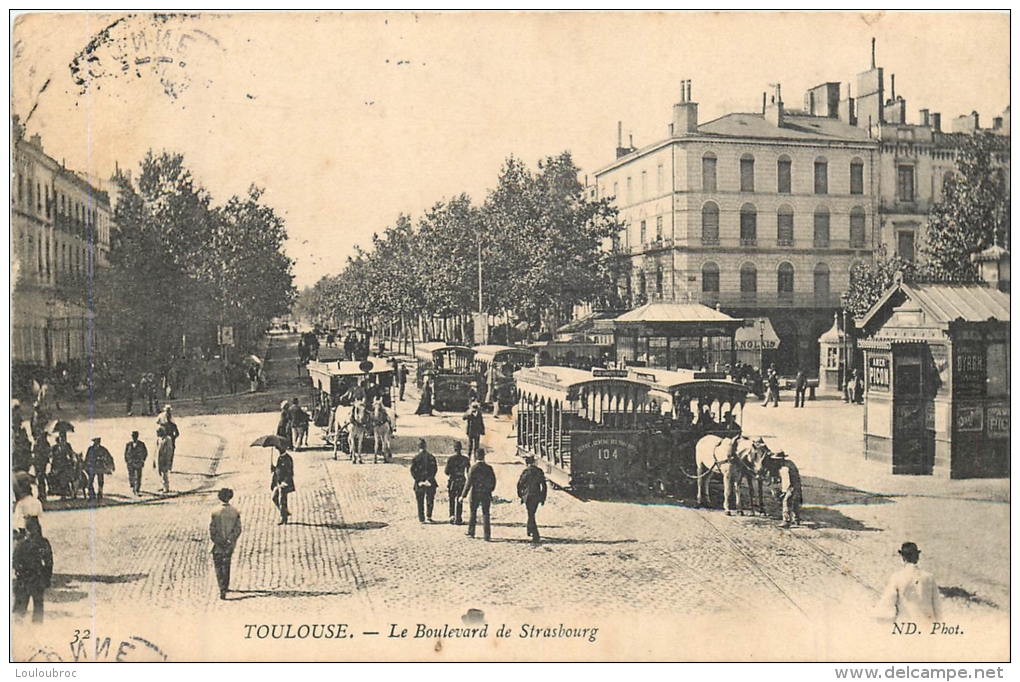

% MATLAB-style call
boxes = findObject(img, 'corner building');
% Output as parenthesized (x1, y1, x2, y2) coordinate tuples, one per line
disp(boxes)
(595, 82, 879, 374)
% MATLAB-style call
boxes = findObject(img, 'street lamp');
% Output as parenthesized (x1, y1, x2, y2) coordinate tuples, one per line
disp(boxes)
(758, 318, 765, 371)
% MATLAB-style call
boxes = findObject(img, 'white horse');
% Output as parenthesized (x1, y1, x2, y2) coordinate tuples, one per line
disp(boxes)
(695, 435, 772, 515)
(371, 400, 395, 464)
(347, 400, 372, 464)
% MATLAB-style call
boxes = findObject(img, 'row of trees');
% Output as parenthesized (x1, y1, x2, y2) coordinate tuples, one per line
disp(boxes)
(302, 152, 623, 346)
(841, 132, 1010, 317)
(96, 151, 296, 377)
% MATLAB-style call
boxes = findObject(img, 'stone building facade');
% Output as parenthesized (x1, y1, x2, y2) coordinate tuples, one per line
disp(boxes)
(12, 116, 114, 371)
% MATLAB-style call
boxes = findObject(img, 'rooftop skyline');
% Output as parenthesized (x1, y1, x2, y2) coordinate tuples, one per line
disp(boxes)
(11, 12, 1009, 288)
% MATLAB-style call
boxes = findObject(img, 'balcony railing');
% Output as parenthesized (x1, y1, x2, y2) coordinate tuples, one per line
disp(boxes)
(740, 237, 758, 247)
(686, 237, 869, 251)
(698, 291, 844, 309)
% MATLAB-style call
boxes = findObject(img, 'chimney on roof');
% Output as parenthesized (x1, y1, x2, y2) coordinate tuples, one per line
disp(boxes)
(932, 112, 942, 132)
(919, 109, 930, 127)
(993, 116, 1003, 131)
(672, 78, 698, 134)
(871, 37, 876, 69)
(890, 74, 895, 103)
(765, 83, 784, 128)
(29, 133, 42, 151)
(616, 121, 632, 158)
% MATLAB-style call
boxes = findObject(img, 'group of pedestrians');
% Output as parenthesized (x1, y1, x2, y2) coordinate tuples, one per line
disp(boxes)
(409, 438, 547, 544)
(276, 398, 310, 450)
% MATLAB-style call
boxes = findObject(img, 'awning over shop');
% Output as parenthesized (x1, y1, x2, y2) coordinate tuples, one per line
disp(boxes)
(733, 317, 780, 350)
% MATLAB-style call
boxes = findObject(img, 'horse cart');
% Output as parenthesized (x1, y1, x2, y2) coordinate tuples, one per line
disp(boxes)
(515, 366, 756, 500)
(307, 357, 395, 456)
(413, 342, 480, 412)
(471, 344, 537, 414)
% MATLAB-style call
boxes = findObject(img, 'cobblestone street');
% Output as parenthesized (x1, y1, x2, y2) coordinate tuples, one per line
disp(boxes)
(13, 336, 1009, 662)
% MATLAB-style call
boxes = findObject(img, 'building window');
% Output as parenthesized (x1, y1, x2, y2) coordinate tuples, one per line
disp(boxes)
(740, 154, 755, 192)
(36, 183, 42, 212)
(627, 176, 633, 204)
(702, 262, 720, 293)
(897, 230, 916, 262)
(657, 164, 664, 194)
(777, 156, 792, 194)
(26, 182, 32, 210)
(740, 263, 757, 300)
(613, 182, 618, 199)
(813, 207, 830, 248)
(641, 171, 647, 200)
(44, 186, 50, 218)
(640, 220, 647, 245)
(814, 158, 828, 194)
(655, 268, 663, 298)
(850, 159, 864, 195)
(740, 204, 757, 246)
(655, 215, 663, 241)
(778, 262, 795, 297)
(777, 205, 794, 246)
(850, 208, 866, 248)
(702, 153, 717, 193)
(18, 174, 24, 204)
(701, 202, 719, 245)
(814, 263, 830, 298)
(898, 165, 915, 202)
(638, 271, 647, 299)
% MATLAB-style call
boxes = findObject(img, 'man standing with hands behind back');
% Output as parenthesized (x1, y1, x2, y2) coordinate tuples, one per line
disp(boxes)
(209, 488, 242, 600)
(462, 447, 496, 541)
(124, 431, 148, 496)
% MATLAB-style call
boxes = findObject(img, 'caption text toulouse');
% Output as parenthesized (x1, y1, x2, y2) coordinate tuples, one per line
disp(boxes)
(244, 623, 599, 643)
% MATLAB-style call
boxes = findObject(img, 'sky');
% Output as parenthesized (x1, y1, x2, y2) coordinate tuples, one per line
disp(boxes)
(11, 11, 1010, 289)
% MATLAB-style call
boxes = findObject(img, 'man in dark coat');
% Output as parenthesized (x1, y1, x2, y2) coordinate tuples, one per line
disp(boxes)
(444, 441, 470, 525)
(124, 431, 148, 496)
(516, 455, 548, 543)
(410, 439, 438, 523)
(461, 448, 497, 541)
(85, 437, 115, 502)
(397, 363, 408, 401)
(12, 516, 53, 623)
(463, 401, 486, 459)
(271, 448, 295, 524)
(794, 371, 808, 408)
(12, 402, 33, 473)
(209, 488, 242, 600)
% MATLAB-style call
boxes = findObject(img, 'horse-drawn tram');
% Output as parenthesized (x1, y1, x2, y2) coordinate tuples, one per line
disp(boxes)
(471, 345, 537, 414)
(514, 366, 752, 497)
(414, 342, 480, 412)
(307, 357, 395, 453)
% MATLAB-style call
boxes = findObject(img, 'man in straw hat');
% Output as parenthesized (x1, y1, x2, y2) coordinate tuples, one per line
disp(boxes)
(769, 450, 802, 527)
(875, 542, 941, 623)
(462, 400, 486, 460)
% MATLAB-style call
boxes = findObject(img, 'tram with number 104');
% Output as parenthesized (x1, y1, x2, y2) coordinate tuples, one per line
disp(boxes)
(514, 366, 748, 495)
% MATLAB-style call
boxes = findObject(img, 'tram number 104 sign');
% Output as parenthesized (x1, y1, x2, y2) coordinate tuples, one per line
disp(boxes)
(573, 433, 641, 477)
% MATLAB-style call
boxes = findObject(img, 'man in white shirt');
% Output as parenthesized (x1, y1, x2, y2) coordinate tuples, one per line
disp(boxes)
(876, 542, 941, 623)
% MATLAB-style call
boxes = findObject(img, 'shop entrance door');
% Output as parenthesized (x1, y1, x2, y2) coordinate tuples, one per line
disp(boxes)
(891, 349, 935, 475)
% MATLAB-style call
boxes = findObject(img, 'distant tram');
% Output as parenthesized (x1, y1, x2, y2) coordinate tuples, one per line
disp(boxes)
(471, 345, 537, 414)
(514, 366, 748, 495)
(413, 342, 480, 412)
(307, 357, 395, 452)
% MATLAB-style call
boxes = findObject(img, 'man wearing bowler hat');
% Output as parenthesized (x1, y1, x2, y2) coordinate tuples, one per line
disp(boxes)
(124, 431, 149, 496)
(209, 488, 242, 600)
(876, 542, 941, 623)
(516, 455, 548, 543)
(461, 447, 496, 541)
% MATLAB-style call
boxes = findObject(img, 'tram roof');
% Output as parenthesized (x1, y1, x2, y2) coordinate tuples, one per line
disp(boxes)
(307, 357, 393, 378)
(416, 342, 474, 353)
(472, 345, 536, 360)
(625, 367, 749, 394)
(515, 366, 654, 400)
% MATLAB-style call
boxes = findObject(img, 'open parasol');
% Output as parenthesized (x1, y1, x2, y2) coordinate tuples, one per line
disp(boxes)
(48, 419, 75, 434)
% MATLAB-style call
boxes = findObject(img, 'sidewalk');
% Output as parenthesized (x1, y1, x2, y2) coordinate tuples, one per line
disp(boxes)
(742, 398, 1009, 504)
